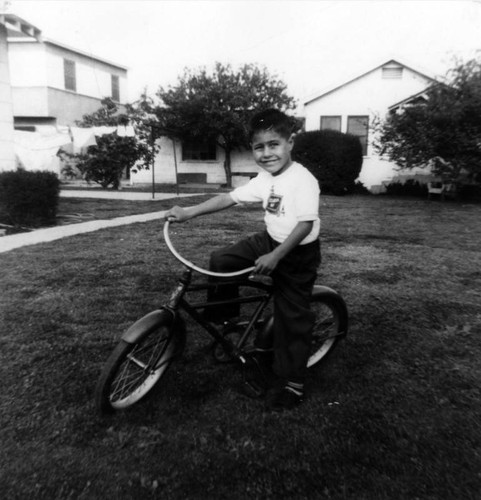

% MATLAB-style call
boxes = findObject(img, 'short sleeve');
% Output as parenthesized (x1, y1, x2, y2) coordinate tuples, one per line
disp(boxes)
(230, 174, 264, 204)
(295, 172, 320, 221)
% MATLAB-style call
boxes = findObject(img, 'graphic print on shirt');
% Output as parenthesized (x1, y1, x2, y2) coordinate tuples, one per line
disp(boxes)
(266, 186, 284, 216)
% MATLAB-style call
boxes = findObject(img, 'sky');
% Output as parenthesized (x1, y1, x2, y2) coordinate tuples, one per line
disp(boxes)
(6, 0, 481, 110)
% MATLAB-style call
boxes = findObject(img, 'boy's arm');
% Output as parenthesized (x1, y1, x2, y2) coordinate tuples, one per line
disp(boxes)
(165, 193, 236, 222)
(254, 220, 314, 275)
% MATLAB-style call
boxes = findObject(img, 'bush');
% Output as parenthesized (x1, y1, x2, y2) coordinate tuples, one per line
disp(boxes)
(75, 134, 139, 189)
(292, 130, 363, 195)
(458, 183, 481, 202)
(384, 179, 428, 197)
(0, 169, 60, 227)
(351, 181, 372, 195)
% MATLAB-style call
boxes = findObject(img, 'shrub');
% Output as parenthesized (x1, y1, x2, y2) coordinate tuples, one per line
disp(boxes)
(458, 183, 481, 202)
(351, 181, 372, 195)
(0, 169, 60, 227)
(292, 130, 363, 195)
(384, 179, 428, 197)
(75, 134, 140, 189)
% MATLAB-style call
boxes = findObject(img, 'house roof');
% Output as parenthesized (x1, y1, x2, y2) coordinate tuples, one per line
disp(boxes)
(388, 88, 431, 112)
(43, 38, 129, 71)
(0, 13, 42, 39)
(4, 12, 128, 71)
(304, 58, 439, 106)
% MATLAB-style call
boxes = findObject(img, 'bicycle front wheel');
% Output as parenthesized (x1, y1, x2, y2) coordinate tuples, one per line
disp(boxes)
(95, 320, 183, 414)
(307, 293, 347, 368)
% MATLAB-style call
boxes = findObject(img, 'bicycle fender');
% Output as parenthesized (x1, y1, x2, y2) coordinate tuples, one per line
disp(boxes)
(122, 308, 175, 344)
(312, 285, 349, 336)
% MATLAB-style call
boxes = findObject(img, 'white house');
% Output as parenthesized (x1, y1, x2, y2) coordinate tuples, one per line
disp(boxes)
(303, 59, 438, 192)
(133, 59, 439, 192)
(131, 136, 261, 188)
(0, 13, 41, 170)
(0, 12, 129, 175)
(6, 14, 128, 130)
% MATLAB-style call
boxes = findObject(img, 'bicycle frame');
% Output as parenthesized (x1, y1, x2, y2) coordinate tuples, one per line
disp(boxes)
(123, 266, 275, 363)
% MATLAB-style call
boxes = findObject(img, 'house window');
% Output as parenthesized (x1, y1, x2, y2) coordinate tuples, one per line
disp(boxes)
(382, 66, 403, 79)
(64, 59, 76, 92)
(111, 75, 120, 102)
(182, 138, 217, 161)
(347, 116, 369, 156)
(320, 116, 341, 131)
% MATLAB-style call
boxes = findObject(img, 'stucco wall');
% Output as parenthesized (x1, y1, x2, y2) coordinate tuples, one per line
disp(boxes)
(304, 64, 433, 190)
(11, 86, 49, 116)
(8, 41, 47, 87)
(8, 39, 127, 125)
(131, 137, 258, 186)
(0, 23, 15, 171)
(44, 42, 127, 103)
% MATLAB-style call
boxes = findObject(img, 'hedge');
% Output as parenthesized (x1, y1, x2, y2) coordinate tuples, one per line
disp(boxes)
(292, 130, 363, 195)
(0, 170, 60, 227)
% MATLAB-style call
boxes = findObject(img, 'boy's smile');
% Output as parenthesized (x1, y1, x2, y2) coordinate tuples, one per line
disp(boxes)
(251, 130, 294, 176)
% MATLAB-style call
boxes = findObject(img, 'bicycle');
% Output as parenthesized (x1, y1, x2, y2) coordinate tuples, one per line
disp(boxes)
(95, 221, 349, 414)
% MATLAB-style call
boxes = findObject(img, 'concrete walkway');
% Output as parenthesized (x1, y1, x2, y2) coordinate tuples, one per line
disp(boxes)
(0, 190, 202, 254)
(59, 189, 199, 201)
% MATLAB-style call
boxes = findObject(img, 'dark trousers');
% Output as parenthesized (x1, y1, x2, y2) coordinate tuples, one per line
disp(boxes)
(206, 231, 321, 383)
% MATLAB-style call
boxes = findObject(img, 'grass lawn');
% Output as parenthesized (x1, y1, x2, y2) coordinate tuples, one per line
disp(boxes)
(0, 195, 480, 499)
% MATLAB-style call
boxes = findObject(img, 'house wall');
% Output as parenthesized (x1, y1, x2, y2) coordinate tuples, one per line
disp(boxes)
(8, 39, 127, 127)
(43, 42, 127, 103)
(304, 64, 433, 191)
(0, 23, 16, 170)
(130, 137, 259, 187)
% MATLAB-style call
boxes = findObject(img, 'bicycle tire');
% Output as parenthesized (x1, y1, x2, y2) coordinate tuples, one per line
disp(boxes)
(95, 319, 183, 414)
(259, 291, 347, 369)
(307, 294, 346, 368)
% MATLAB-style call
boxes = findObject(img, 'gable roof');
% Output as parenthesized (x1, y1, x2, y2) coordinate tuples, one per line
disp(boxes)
(304, 58, 439, 106)
(388, 88, 430, 112)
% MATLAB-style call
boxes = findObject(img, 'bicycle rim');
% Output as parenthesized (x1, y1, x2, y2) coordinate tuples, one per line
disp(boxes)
(307, 299, 340, 367)
(109, 328, 175, 409)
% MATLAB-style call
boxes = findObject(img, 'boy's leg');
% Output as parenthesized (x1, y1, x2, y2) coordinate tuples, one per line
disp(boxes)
(268, 239, 321, 409)
(204, 231, 272, 322)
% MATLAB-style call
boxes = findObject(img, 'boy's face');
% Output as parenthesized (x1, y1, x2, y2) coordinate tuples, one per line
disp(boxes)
(251, 129, 293, 176)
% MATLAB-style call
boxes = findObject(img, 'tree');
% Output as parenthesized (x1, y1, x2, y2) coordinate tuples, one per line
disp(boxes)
(153, 63, 297, 187)
(73, 98, 156, 189)
(292, 130, 363, 195)
(374, 58, 481, 184)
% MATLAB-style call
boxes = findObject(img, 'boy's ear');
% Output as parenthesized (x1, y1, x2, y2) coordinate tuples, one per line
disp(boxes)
(288, 133, 295, 149)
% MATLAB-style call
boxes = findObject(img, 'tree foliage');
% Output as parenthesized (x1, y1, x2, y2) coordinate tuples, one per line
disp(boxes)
(292, 130, 363, 195)
(73, 98, 156, 189)
(374, 58, 481, 184)
(152, 63, 297, 186)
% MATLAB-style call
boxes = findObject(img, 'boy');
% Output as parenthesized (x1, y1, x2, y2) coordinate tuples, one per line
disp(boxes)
(165, 109, 321, 410)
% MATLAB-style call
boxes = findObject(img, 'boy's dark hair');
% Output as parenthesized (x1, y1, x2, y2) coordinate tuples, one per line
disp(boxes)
(249, 109, 295, 142)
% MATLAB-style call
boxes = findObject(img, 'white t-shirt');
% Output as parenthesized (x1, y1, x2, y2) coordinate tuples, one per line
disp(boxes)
(230, 162, 320, 244)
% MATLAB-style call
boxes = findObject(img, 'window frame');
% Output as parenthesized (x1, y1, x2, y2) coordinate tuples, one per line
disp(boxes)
(63, 58, 76, 92)
(111, 74, 120, 102)
(320, 115, 342, 132)
(347, 115, 369, 156)
(181, 138, 217, 161)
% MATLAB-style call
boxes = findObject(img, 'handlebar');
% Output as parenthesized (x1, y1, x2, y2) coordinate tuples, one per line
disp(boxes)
(163, 220, 255, 278)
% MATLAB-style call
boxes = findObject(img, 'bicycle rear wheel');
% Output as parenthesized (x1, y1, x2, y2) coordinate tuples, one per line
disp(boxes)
(307, 293, 347, 368)
(95, 320, 183, 414)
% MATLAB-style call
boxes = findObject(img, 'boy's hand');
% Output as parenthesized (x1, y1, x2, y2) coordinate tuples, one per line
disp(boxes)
(254, 252, 280, 275)
(164, 206, 190, 223)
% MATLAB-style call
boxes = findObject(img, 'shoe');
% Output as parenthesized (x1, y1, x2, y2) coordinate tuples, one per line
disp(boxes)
(265, 386, 304, 411)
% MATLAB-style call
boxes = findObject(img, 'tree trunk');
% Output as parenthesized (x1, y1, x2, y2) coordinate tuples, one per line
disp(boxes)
(223, 147, 232, 188)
